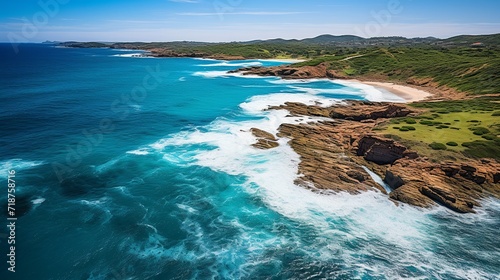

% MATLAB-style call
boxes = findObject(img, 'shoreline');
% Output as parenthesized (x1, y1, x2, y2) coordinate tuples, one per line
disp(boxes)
(354, 80, 433, 103)
(267, 101, 500, 214)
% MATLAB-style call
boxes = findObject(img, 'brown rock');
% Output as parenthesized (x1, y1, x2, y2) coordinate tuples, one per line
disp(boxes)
(356, 135, 408, 165)
(250, 128, 277, 141)
(252, 139, 279, 149)
(384, 170, 404, 189)
(346, 170, 366, 182)
(389, 183, 436, 208)
(440, 163, 460, 177)
(278, 122, 386, 194)
(420, 186, 474, 213)
(494, 173, 500, 183)
(250, 128, 279, 150)
(329, 102, 413, 121)
(237, 62, 343, 80)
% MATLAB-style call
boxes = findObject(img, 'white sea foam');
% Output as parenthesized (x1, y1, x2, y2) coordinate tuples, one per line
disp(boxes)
(266, 78, 406, 102)
(0, 159, 44, 177)
(362, 166, 392, 193)
(239, 93, 343, 114)
(267, 78, 326, 85)
(176, 203, 198, 214)
(113, 49, 140, 52)
(192, 70, 268, 79)
(192, 57, 218, 61)
(126, 149, 150, 156)
(149, 93, 429, 244)
(333, 79, 406, 102)
(286, 84, 367, 97)
(112, 53, 147, 58)
(192, 71, 232, 78)
(32, 197, 46, 205)
(197, 61, 263, 68)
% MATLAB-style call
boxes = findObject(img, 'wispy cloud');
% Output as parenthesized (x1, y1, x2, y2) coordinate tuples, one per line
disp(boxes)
(106, 19, 175, 24)
(169, 0, 200, 3)
(177, 11, 305, 16)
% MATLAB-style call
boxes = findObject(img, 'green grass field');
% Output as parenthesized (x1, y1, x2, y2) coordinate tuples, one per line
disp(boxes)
(385, 112, 498, 150)
(379, 97, 500, 159)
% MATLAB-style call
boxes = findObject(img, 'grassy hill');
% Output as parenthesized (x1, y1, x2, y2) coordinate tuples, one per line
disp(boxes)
(443, 34, 500, 46)
(295, 47, 500, 95)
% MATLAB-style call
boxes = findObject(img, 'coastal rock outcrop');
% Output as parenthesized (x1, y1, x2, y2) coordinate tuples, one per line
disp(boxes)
(330, 102, 413, 120)
(259, 101, 500, 213)
(233, 63, 346, 79)
(251, 128, 279, 149)
(148, 48, 246, 60)
(355, 135, 409, 165)
(383, 153, 500, 213)
(277, 122, 386, 194)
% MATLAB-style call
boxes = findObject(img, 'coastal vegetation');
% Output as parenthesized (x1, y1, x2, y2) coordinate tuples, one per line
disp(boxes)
(294, 47, 500, 95)
(381, 97, 500, 160)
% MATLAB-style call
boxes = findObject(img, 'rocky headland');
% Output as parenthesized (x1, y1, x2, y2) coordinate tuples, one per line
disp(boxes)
(231, 63, 467, 100)
(147, 48, 247, 61)
(250, 101, 500, 213)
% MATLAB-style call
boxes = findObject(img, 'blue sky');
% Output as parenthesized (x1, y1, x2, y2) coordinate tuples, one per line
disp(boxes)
(1, 0, 499, 42)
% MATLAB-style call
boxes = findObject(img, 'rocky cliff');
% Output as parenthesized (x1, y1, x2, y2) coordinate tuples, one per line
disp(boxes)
(250, 101, 500, 213)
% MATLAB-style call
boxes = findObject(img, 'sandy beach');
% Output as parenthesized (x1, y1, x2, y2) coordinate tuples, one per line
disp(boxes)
(361, 81, 432, 102)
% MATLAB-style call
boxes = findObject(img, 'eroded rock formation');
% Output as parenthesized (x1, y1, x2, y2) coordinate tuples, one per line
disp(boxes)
(253, 101, 500, 213)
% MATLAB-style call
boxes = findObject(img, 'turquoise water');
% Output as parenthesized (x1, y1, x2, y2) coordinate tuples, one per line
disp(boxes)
(0, 44, 499, 279)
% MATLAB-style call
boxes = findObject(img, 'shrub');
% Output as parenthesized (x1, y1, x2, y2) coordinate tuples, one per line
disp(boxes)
(492, 111, 500, 116)
(481, 134, 496, 140)
(469, 120, 480, 123)
(393, 127, 400, 129)
(401, 126, 416, 131)
(446, 141, 458, 146)
(419, 120, 433, 125)
(429, 142, 447, 150)
(462, 142, 473, 147)
(471, 127, 490, 135)
(399, 127, 410, 131)
(405, 118, 417, 124)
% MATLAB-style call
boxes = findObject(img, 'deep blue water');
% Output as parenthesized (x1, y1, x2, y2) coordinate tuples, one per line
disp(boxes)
(0, 43, 499, 280)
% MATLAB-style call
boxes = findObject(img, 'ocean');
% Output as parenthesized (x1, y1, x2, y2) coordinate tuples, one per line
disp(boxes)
(0, 43, 499, 279)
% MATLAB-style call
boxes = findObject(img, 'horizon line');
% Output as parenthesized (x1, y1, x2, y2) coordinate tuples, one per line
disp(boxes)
(1, 32, 499, 44)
